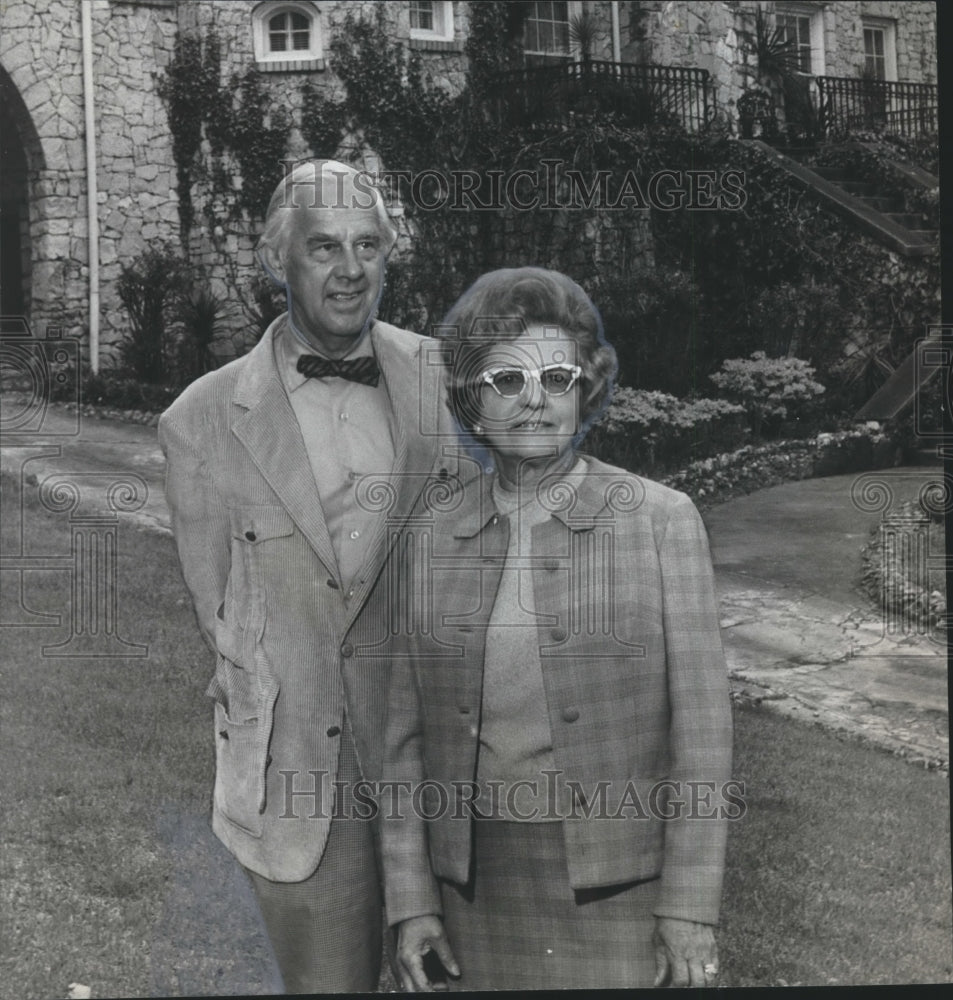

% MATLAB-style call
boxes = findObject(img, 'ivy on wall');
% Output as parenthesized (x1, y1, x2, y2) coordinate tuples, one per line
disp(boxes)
(157, 8, 938, 417)
(157, 30, 221, 241)
(160, 28, 292, 243)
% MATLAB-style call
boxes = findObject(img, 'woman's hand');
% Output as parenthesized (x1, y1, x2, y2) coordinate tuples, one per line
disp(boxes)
(652, 916, 718, 987)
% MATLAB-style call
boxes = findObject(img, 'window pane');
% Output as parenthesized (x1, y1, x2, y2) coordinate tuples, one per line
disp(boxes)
(525, 0, 571, 56)
(410, 2, 434, 31)
(292, 30, 310, 51)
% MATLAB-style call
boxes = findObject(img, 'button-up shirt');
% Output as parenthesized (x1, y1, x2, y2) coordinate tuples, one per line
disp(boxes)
(275, 318, 396, 592)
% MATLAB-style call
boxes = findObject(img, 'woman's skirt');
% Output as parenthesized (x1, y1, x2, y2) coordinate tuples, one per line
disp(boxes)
(439, 819, 659, 990)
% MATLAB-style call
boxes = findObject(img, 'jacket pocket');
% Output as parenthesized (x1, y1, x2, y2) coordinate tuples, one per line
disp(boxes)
(206, 651, 279, 837)
(223, 506, 295, 641)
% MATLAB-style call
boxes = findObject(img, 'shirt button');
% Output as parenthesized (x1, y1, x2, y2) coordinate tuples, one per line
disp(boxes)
(347, 588, 355, 598)
(491, 514, 499, 524)
(339, 412, 349, 421)
(326, 725, 341, 738)
(244, 530, 256, 541)
(551, 627, 567, 642)
(341, 643, 354, 658)
(562, 707, 580, 723)
(350, 529, 360, 540)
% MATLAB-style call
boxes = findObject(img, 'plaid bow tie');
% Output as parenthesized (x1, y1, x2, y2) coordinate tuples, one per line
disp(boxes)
(297, 354, 381, 387)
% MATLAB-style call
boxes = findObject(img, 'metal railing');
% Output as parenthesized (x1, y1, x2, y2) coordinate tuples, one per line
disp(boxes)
(487, 60, 713, 133)
(817, 76, 938, 138)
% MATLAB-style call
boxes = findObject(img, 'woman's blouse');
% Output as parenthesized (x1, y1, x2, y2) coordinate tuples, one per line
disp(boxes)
(476, 466, 581, 822)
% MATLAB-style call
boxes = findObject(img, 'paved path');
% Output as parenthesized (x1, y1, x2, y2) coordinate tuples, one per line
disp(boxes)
(706, 471, 948, 769)
(2, 404, 948, 768)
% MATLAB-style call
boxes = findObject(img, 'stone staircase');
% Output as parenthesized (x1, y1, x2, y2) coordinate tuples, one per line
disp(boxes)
(742, 139, 939, 257)
(809, 164, 938, 245)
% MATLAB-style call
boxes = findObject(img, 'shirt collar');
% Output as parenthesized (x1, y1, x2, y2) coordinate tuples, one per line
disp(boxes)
(276, 316, 377, 394)
(451, 455, 623, 537)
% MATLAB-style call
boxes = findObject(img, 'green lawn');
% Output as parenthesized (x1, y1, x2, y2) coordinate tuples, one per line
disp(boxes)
(1, 471, 950, 996)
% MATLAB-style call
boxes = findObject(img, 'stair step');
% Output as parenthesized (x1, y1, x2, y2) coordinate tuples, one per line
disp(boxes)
(838, 179, 879, 196)
(884, 212, 928, 229)
(857, 195, 902, 212)
(811, 165, 853, 182)
(905, 229, 938, 242)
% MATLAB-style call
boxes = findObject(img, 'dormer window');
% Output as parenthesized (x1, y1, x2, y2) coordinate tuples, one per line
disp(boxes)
(269, 10, 310, 53)
(252, 2, 324, 71)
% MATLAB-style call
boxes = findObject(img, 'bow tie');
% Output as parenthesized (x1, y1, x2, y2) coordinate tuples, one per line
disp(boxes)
(297, 354, 381, 387)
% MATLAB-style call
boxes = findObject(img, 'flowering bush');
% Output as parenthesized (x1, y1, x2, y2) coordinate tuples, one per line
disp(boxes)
(709, 352, 825, 436)
(586, 388, 746, 473)
(660, 424, 897, 510)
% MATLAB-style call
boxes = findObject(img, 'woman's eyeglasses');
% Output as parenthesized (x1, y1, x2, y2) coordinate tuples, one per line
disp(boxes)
(479, 363, 582, 398)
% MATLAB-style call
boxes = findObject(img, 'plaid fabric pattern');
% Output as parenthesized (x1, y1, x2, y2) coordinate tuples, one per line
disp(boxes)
(380, 454, 733, 926)
(441, 820, 659, 990)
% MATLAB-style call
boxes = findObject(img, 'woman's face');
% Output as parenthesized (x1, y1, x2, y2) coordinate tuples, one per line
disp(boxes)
(474, 324, 582, 470)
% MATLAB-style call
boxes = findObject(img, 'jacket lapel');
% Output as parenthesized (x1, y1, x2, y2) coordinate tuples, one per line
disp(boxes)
(342, 324, 449, 631)
(230, 320, 340, 579)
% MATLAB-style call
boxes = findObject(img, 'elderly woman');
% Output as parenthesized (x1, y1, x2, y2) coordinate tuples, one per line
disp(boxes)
(382, 267, 734, 991)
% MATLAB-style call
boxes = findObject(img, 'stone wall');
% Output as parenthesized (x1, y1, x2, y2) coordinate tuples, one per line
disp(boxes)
(619, 1, 937, 132)
(0, 0, 936, 368)
(825, 1, 937, 83)
(0, 0, 180, 360)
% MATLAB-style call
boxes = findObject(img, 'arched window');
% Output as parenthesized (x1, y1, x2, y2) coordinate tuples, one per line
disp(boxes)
(252, 2, 323, 70)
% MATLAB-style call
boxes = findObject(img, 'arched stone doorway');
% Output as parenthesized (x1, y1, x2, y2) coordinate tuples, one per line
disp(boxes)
(0, 66, 42, 319)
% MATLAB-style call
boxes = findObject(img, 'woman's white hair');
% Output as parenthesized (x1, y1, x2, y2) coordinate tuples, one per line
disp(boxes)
(257, 159, 398, 269)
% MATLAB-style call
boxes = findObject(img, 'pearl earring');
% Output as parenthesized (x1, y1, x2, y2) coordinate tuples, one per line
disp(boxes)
(472, 423, 484, 435)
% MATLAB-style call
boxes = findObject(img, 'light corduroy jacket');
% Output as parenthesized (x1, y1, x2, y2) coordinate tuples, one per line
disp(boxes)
(159, 315, 454, 882)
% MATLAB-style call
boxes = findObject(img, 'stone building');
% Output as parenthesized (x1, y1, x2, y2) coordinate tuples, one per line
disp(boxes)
(0, 0, 938, 369)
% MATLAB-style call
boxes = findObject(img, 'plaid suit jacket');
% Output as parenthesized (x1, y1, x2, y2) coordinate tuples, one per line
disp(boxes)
(378, 453, 733, 926)
(159, 316, 455, 881)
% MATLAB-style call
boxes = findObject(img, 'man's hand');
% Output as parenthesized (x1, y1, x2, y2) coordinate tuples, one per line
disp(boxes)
(395, 914, 460, 992)
(653, 916, 718, 988)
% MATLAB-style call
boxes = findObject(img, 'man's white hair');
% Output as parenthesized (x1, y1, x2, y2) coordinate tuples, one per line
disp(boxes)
(258, 159, 398, 268)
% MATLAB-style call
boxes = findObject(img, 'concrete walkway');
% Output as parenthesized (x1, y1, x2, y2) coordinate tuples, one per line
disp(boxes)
(706, 471, 948, 769)
(2, 403, 948, 769)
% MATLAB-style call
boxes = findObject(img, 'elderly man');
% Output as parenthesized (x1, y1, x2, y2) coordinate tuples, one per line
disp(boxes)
(159, 160, 456, 993)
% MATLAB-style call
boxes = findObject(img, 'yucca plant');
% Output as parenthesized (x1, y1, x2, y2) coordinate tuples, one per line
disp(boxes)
(175, 284, 224, 384)
(568, 9, 599, 63)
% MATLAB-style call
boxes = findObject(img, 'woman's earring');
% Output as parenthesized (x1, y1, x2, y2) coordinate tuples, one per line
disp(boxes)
(472, 422, 484, 435)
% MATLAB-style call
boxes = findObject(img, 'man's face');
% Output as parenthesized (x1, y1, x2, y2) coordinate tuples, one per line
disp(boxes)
(278, 201, 387, 356)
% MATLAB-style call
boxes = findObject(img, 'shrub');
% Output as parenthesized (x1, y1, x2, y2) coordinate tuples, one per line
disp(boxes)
(596, 266, 701, 394)
(710, 352, 825, 437)
(116, 245, 188, 384)
(175, 285, 225, 385)
(81, 370, 179, 413)
(585, 388, 746, 474)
